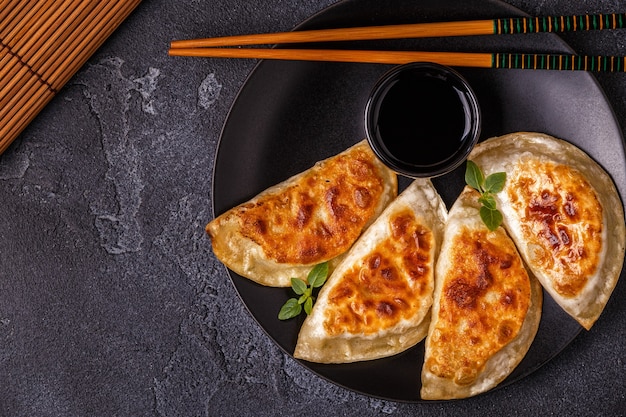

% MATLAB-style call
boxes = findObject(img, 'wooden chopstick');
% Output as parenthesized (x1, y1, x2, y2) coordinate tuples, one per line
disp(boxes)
(168, 47, 626, 72)
(169, 47, 491, 67)
(170, 13, 626, 48)
(169, 12, 626, 72)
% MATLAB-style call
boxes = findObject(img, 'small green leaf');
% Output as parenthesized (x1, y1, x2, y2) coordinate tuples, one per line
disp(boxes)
(307, 262, 329, 288)
(297, 293, 308, 305)
(279, 262, 330, 322)
(480, 206, 504, 231)
(465, 161, 507, 231)
(304, 297, 313, 315)
(465, 160, 484, 192)
(478, 194, 497, 210)
(484, 172, 507, 193)
(278, 298, 302, 320)
(291, 278, 307, 295)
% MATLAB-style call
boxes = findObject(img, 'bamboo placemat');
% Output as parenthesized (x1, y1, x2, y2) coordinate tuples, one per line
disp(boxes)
(0, 0, 142, 155)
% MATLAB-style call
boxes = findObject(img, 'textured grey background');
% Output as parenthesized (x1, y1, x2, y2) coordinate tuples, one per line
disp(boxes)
(0, 0, 625, 416)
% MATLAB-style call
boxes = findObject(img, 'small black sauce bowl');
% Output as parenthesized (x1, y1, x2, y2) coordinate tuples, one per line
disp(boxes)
(365, 62, 481, 178)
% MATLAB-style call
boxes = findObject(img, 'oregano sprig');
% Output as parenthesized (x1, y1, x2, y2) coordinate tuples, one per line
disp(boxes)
(465, 160, 506, 231)
(278, 262, 329, 320)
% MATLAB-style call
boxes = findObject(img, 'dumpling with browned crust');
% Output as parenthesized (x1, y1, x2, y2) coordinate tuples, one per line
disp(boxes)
(421, 186, 543, 400)
(469, 132, 625, 330)
(206, 140, 397, 287)
(295, 178, 446, 363)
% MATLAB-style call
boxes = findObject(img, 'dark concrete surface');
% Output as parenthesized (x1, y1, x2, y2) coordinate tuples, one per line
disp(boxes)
(0, 0, 624, 416)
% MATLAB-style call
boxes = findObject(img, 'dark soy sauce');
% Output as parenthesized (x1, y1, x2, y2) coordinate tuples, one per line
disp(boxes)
(375, 76, 469, 165)
(366, 63, 480, 178)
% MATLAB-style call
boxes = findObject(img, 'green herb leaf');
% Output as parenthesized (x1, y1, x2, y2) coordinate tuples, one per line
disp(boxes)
(297, 293, 308, 305)
(465, 161, 506, 231)
(484, 172, 507, 194)
(291, 278, 307, 295)
(480, 206, 504, 231)
(307, 262, 329, 288)
(478, 194, 497, 210)
(304, 297, 313, 315)
(464, 160, 485, 192)
(278, 262, 330, 320)
(278, 298, 302, 320)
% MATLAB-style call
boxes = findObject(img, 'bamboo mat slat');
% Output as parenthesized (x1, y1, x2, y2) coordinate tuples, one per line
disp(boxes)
(0, 0, 142, 155)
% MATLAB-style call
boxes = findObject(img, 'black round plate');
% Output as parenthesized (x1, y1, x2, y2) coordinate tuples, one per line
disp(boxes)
(212, 0, 626, 402)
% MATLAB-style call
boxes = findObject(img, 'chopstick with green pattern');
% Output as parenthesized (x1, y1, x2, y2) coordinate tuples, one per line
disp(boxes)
(170, 13, 626, 49)
(493, 53, 625, 72)
(169, 12, 626, 72)
(495, 13, 626, 35)
(170, 47, 626, 72)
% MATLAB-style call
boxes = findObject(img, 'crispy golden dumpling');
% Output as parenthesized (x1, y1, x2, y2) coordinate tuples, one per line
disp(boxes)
(469, 132, 625, 329)
(294, 179, 447, 363)
(206, 140, 398, 287)
(421, 187, 542, 400)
